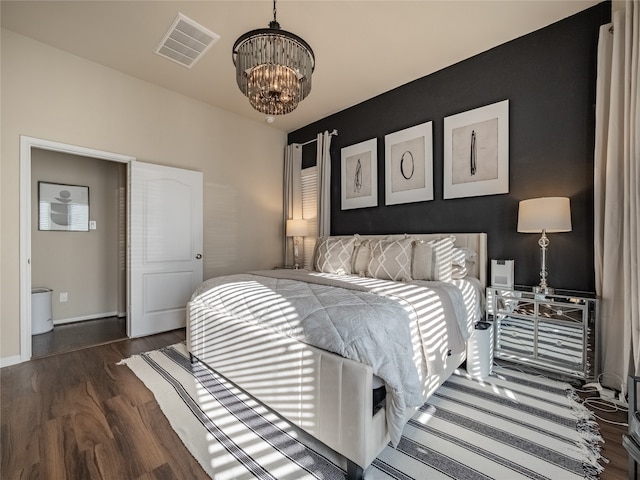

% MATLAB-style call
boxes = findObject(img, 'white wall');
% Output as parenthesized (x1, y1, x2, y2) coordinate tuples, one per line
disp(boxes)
(1, 29, 286, 362)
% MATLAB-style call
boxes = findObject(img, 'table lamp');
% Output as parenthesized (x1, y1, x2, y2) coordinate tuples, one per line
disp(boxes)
(517, 197, 572, 294)
(286, 219, 309, 269)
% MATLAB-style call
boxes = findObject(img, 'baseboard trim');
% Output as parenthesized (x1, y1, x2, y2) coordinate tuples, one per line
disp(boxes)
(1, 354, 23, 368)
(54, 311, 119, 326)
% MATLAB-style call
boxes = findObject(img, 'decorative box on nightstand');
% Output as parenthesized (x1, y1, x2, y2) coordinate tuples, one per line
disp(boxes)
(486, 286, 598, 380)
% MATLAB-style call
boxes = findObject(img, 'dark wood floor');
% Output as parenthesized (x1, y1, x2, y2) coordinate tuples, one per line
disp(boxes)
(3, 329, 208, 479)
(32, 316, 127, 358)
(1, 329, 632, 479)
(583, 391, 633, 480)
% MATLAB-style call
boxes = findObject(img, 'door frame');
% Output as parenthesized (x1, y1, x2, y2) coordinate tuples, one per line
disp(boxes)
(19, 135, 136, 362)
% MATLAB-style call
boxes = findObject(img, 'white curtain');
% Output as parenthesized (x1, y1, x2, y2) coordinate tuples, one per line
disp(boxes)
(316, 131, 332, 237)
(283, 143, 302, 267)
(594, 0, 640, 389)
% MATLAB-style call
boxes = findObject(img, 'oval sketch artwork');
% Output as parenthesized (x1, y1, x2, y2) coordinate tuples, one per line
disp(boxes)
(451, 117, 498, 184)
(390, 136, 425, 193)
(345, 151, 372, 200)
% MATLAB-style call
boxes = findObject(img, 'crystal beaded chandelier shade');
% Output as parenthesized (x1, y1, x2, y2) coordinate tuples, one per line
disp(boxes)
(232, 0, 315, 115)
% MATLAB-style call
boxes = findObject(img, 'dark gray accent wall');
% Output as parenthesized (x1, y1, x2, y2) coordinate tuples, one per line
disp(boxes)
(288, 2, 610, 293)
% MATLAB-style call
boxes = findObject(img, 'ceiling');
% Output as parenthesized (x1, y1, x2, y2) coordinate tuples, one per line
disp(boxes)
(1, 0, 600, 133)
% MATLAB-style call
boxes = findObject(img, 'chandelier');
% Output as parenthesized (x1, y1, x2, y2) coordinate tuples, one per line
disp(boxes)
(232, 0, 315, 115)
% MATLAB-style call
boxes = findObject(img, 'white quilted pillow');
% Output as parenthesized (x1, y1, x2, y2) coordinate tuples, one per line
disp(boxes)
(412, 236, 455, 282)
(367, 238, 413, 281)
(314, 237, 355, 274)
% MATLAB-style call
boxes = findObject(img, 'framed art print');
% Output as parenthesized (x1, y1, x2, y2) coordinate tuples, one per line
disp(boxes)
(384, 121, 433, 205)
(38, 181, 90, 231)
(341, 138, 378, 210)
(443, 99, 509, 199)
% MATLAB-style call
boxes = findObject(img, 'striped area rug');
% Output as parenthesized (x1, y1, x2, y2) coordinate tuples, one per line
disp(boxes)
(120, 343, 603, 480)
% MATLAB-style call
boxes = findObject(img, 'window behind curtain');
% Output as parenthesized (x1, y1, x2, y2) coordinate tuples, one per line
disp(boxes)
(301, 166, 318, 269)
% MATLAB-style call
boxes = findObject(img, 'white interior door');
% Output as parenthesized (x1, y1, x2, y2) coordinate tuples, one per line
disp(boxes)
(128, 161, 203, 337)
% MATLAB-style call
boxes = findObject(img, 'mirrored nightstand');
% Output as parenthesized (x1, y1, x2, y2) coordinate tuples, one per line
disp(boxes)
(486, 286, 598, 380)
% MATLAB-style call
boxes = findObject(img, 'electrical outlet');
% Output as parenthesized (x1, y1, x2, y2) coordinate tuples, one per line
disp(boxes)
(59, 292, 68, 302)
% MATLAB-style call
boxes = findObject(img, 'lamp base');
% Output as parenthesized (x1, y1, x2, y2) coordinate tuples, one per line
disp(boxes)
(533, 285, 554, 295)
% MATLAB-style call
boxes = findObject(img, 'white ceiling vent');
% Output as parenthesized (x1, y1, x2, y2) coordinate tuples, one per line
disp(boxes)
(155, 13, 220, 68)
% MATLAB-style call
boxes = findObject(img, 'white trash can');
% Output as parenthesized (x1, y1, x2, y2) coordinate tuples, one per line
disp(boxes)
(467, 321, 494, 378)
(31, 287, 53, 335)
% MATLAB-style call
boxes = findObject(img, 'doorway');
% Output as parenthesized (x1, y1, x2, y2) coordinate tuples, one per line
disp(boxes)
(20, 136, 135, 362)
(29, 147, 128, 357)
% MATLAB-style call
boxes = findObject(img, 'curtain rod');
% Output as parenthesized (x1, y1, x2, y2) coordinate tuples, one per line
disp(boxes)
(300, 129, 338, 146)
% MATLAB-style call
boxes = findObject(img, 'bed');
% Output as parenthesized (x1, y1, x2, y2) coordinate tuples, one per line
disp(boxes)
(187, 232, 487, 479)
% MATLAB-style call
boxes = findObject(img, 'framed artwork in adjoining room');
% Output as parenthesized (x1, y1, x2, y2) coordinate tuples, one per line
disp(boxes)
(384, 121, 433, 206)
(38, 181, 90, 231)
(443, 99, 509, 199)
(341, 138, 378, 210)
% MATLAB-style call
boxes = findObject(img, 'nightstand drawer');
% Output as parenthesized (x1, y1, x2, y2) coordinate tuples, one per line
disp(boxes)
(536, 320, 584, 370)
(495, 316, 534, 356)
(538, 301, 585, 323)
(496, 297, 535, 318)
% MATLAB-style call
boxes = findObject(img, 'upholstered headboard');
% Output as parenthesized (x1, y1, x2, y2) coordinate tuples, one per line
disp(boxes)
(318, 233, 488, 288)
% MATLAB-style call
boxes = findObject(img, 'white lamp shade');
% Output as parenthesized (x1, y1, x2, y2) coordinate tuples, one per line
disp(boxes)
(286, 219, 309, 237)
(517, 197, 572, 233)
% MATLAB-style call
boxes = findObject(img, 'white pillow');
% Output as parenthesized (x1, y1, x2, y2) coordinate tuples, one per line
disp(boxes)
(451, 264, 468, 279)
(451, 248, 466, 267)
(451, 247, 476, 278)
(314, 237, 356, 274)
(352, 235, 394, 275)
(367, 238, 413, 281)
(452, 247, 476, 267)
(412, 236, 456, 282)
(352, 237, 373, 275)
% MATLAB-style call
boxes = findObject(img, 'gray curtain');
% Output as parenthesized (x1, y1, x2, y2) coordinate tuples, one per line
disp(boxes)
(283, 143, 302, 267)
(316, 131, 332, 237)
(594, 0, 640, 390)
